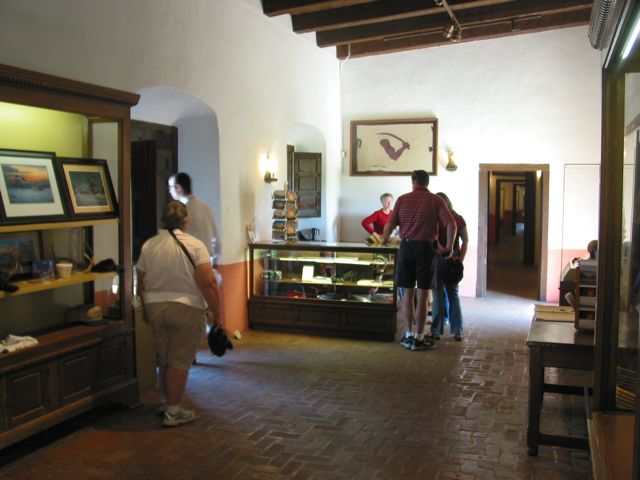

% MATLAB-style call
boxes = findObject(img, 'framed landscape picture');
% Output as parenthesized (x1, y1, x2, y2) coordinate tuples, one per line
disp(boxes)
(350, 118, 438, 176)
(58, 158, 118, 219)
(0, 231, 41, 280)
(0, 149, 67, 224)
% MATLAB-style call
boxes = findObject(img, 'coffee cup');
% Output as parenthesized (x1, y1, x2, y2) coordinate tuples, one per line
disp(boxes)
(56, 262, 73, 279)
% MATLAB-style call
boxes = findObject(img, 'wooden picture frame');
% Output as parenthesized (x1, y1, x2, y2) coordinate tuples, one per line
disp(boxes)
(0, 149, 67, 224)
(58, 158, 118, 219)
(350, 118, 438, 176)
(0, 230, 42, 280)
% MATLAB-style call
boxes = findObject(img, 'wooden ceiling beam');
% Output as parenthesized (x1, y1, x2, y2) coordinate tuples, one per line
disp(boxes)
(317, 0, 592, 47)
(292, 0, 513, 33)
(261, 0, 376, 17)
(336, 8, 591, 58)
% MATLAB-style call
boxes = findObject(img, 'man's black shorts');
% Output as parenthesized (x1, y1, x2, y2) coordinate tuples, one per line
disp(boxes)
(396, 239, 436, 289)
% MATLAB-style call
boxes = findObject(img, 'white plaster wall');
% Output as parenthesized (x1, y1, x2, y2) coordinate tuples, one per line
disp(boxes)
(340, 27, 602, 298)
(0, 0, 341, 264)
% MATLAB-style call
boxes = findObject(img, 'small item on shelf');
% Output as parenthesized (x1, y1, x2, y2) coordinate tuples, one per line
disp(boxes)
(0, 334, 38, 353)
(65, 304, 106, 325)
(272, 190, 286, 200)
(32, 260, 54, 280)
(56, 261, 72, 279)
(286, 191, 297, 202)
(272, 199, 286, 210)
(92, 258, 122, 273)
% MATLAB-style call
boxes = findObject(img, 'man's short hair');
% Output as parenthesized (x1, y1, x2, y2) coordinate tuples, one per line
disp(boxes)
(173, 172, 193, 194)
(411, 170, 429, 186)
(162, 200, 189, 230)
(379, 193, 393, 202)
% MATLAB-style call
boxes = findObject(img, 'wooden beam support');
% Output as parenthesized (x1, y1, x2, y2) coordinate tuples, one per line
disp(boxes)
(336, 8, 591, 58)
(262, 0, 376, 17)
(292, 0, 509, 33)
(317, 0, 592, 47)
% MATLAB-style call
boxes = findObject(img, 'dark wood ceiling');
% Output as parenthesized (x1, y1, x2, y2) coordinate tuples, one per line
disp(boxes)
(261, 0, 594, 58)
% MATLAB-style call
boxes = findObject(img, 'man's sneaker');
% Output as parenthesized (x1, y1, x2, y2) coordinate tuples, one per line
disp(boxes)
(400, 334, 413, 349)
(163, 407, 196, 427)
(410, 338, 437, 351)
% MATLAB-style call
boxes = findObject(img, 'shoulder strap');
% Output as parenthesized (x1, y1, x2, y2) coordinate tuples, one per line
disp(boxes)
(168, 229, 196, 269)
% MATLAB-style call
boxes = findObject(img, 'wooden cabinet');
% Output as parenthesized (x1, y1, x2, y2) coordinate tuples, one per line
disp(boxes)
(0, 64, 139, 449)
(248, 241, 397, 340)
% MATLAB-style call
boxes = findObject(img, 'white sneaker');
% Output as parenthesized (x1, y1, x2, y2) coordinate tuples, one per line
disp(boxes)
(163, 407, 196, 427)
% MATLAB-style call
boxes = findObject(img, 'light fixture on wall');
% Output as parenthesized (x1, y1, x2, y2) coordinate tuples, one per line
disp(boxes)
(261, 154, 278, 183)
(264, 169, 278, 183)
(445, 149, 458, 171)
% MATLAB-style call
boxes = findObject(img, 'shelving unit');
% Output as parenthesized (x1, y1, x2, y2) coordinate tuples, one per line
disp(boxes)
(0, 63, 139, 449)
(575, 259, 597, 331)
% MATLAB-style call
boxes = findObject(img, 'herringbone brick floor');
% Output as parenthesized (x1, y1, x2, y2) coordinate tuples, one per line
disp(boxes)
(0, 293, 591, 479)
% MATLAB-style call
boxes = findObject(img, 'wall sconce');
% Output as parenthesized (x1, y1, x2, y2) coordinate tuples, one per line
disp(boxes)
(445, 149, 458, 171)
(261, 153, 278, 183)
(264, 170, 278, 183)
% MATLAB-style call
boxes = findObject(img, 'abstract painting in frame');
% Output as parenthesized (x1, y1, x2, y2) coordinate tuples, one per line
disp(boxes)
(0, 149, 66, 224)
(58, 158, 118, 219)
(350, 118, 438, 176)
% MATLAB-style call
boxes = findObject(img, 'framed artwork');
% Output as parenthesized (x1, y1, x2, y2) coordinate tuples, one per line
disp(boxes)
(0, 231, 42, 280)
(350, 118, 438, 176)
(0, 149, 67, 224)
(58, 158, 118, 219)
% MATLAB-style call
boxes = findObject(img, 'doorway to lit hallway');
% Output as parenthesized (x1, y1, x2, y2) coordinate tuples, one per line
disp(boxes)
(477, 164, 549, 300)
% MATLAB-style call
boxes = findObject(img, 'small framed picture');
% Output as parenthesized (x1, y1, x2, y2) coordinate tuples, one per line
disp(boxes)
(0, 149, 67, 224)
(0, 231, 42, 280)
(57, 158, 118, 219)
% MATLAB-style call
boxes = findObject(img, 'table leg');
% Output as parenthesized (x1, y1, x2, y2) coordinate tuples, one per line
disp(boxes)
(527, 345, 543, 456)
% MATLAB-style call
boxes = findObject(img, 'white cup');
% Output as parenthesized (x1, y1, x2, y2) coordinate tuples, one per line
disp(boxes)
(56, 262, 73, 279)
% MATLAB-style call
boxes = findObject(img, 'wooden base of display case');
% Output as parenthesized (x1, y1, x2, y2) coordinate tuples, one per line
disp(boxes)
(249, 299, 396, 341)
(587, 411, 634, 479)
(0, 322, 138, 450)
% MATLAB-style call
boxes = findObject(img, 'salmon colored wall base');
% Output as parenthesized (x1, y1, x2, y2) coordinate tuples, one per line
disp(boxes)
(218, 261, 248, 333)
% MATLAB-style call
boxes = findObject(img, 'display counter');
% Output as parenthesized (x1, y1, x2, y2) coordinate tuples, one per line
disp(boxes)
(248, 241, 397, 340)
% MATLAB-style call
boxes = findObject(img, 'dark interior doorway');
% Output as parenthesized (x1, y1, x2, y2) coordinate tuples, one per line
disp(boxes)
(477, 164, 549, 300)
(131, 121, 178, 261)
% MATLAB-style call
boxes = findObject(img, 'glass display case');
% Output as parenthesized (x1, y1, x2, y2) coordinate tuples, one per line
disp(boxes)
(248, 241, 397, 340)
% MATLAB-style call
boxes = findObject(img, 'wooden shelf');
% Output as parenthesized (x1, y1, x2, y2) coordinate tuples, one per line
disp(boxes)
(0, 218, 118, 233)
(279, 257, 388, 265)
(0, 271, 117, 298)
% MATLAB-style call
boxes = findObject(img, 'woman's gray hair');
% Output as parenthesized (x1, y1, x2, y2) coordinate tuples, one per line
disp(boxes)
(162, 200, 189, 230)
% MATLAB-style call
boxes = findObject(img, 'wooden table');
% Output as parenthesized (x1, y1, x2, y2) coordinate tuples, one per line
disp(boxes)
(526, 318, 594, 455)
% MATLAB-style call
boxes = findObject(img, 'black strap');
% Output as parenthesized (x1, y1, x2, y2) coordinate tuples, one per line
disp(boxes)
(168, 229, 196, 269)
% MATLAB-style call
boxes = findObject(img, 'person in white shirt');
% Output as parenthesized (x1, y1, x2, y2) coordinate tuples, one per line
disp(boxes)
(168, 172, 220, 263)
(137, 201, 222, 427)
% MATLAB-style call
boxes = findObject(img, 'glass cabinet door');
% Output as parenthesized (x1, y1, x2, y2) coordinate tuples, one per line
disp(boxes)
(617, 77, 640, 410)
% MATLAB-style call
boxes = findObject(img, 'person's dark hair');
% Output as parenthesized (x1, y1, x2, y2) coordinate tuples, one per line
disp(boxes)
(411, 170, 429, 186)
(436, 192, 456, 215)
(162, 200, 189, 230)
(172, 172, 193, 194)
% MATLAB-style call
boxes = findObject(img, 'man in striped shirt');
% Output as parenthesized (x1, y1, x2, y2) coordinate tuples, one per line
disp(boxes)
(382, 170, 456, 351)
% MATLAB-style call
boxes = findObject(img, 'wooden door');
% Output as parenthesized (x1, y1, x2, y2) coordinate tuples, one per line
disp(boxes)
(292, 152, 321, 217)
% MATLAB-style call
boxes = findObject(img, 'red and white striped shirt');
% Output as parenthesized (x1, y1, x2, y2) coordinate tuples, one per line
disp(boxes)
(386, 186, 454, 242)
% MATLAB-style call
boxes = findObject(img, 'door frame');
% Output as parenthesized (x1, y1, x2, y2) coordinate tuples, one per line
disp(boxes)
(477, 164, 550, 300)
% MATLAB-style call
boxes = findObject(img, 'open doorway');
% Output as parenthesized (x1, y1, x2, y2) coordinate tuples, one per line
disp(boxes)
(477, 164, 549, 300)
